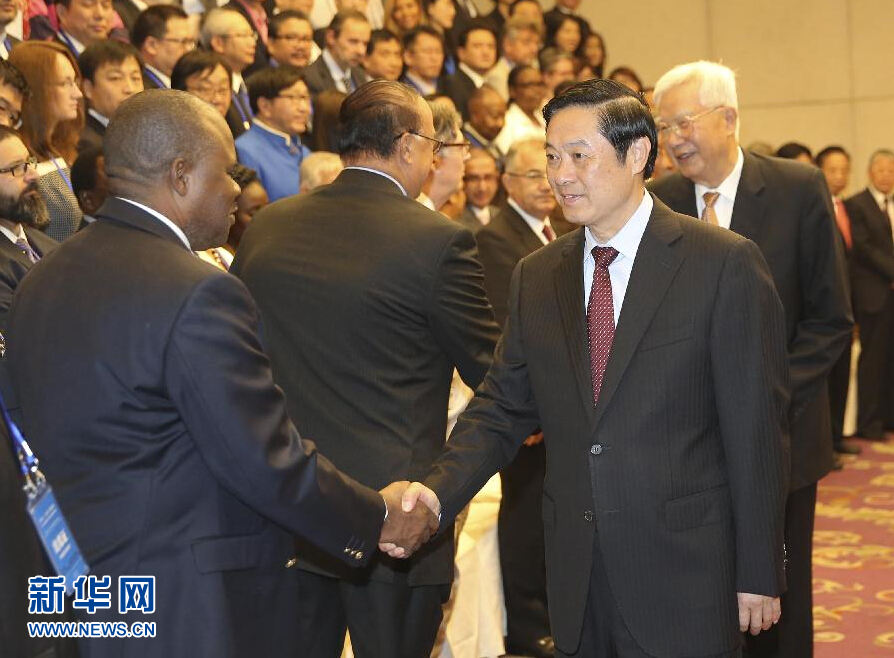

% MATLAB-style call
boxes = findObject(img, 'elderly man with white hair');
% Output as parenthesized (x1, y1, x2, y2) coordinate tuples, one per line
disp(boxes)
(299, 151, 343, 192)
(648, 60, 852, 658)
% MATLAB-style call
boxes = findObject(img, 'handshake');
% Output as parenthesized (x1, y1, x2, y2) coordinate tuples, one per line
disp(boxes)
(377, 481, 442, 559)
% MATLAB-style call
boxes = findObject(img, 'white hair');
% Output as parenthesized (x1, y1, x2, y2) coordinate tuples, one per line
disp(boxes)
(200, 8, 246, 49)
(300, 152, 344, 192)
(654, 61, 740, 138)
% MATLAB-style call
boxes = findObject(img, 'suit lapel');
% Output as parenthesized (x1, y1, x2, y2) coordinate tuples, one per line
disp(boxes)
(554, 229, 596, 424)
(592, 202, 685, 429)
(660, 174, 698, 218)
(729, 153, 769, 241)
(503, 204, 547, 254)
(0, 234, 33, 269)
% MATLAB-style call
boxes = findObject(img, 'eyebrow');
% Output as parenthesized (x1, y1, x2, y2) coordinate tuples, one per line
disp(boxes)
(546, 139, 591, 150)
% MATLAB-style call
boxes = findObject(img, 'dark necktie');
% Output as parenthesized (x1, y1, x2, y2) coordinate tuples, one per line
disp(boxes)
(587, 246, 619, 405)
(15, 237, 40, 264)
(542, 223, 556, 242)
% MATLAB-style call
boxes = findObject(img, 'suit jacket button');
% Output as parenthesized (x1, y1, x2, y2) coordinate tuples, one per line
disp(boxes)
(590, 444, 602, 455)
(355, 551, 364, 560)
(344, 547, 351, 553)
(584, 510, 594, 522)
(285, 558, 297, 568)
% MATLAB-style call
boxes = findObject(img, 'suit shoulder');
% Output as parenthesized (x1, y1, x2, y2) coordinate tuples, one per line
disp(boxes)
(750, 152, 821, 187)
(647, 172, 689, 197)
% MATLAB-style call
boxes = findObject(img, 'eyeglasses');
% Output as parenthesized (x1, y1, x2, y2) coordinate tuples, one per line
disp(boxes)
(161, 36, 198, 48)
(0, 156, 37, 177)
(655, 106, 724, 137)
(439, 140, 471, 156)
(223, 32, 258, 41)
(272, 34, 314, 44)
(513, 80, 545, 89)
(464, 173, 499, 184)
(188, 84, 231, 99)
(0, 99, 21, 129)
(277, 93, 311, 103)
(396, 131, 442, 154)
(505, 170, 548, 181)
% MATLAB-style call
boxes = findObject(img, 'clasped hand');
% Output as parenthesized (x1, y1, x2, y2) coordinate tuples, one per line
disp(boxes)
(738, 592, 781, 635)
(378, 481, 441, 559)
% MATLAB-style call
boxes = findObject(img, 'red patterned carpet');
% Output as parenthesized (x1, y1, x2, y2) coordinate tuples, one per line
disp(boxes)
(815, 438, 894, 656)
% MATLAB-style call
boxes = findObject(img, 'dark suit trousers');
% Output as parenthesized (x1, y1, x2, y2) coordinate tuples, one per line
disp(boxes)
(498, 442, 550, 651)
(828, 332, 853, 446)
(296, 569, 449, 658)
(855, 291, 894, 437)
(744, 483, 817, 658)
(557, 532, 741, 658)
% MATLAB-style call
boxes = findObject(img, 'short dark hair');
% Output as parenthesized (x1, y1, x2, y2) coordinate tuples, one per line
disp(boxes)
(245, 65, 304, 114)
(367, 28, 400, 55)
(539, 46, 574, 74)
(171, 50, 232, 91)
(269, 9, 311, 39)
(775, 141, 812, 161)
(131, 5, 188, 49)
(328, 9, 368, 37)
(544, 78, 658, 179)
(507, 63, 535, 89)
(508, 0, 540, 16)
(78, 40, 142, 84)
(457, 21, 496, 49)
(229, 163, 260, 190)
(608, 66, 643, 92)
(337, 79, 422, 160)
(815, 145, 850, 168)
(71, 144, 103, 197)
(403, 24, 443, 51)
(0, 59, 29, 98)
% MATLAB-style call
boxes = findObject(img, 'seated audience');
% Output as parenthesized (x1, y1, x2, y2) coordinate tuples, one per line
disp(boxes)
(202, 8, 259, 137)
(437, 22, 496, 120)
(10, 42, 84, 242)
(421, 0, 456, 74)
(538, 46, 574, 106)
(463, 83, 506, 162)
(776, 141, 813, 164)
(484, 17, 541, 101)
(400, 24, 444, 95)
(544, 0, 590, 39)
(54, 0, 114, 58)
(224, 163, 269, 257)
(132, 5, 195, 89)
(383, 0, 421, 38)
(309, 88, 346, 151)
(608, 64, 643, 93)
(303, 9, 371, 95)
(578, 30, 605, 79)
(77, 39, 144, 152)
(299, 150, 343, 191)
(172, 50, 233, 119)
(70, 143, 109, 225)
(459, 146, 499, 231)
(0, 0, 19, 59)
(418, 99, 468, 211)
(236, 65, 311, 201)
(508, 0, 544, 28)
(363, 28, 403, 80)
(268, 10, 319, 68)
(495, 64, 545, 155)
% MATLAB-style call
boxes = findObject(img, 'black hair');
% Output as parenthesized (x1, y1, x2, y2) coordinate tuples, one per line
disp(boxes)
(131, 5, 188, 49)
(544, 78, 658, 179)
(456, 20, 496, 49)
(78, 39, 142, 84)
(507, 63, 536, 88)
(815, 145, 850, 168)
(402, 24, 443, 51)
(508, 0, 540, 16)
(775, 141, 812, 161)
(171, 50, 232, 91)
(328, 9, 368, 37)
(70, 144, 103, 197)
(608, 66, 643, 93)
(367, 28, 401, 55)
(0, 59, 29, 98)
(229, 163, 260, 190)
(269, 9, 311, 39)
(245, 65, 305, 114)
(337, 79, 421, 160)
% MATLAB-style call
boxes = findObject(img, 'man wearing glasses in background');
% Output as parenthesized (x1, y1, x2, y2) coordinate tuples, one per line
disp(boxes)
(132, 5, 197, 90)
(231, 80, 499, 658)
(649, 60, 852, 658)
(268, 9, 319, 68)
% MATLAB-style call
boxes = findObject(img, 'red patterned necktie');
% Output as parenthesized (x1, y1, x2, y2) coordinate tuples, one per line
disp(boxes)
(543, 223, 556, 242)
(588, 246, 619, 405)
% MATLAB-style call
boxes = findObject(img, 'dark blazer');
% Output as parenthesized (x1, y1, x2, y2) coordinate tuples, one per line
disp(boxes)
(457, 203, 495, 234)
(226, 95, 251, 139)
(223, 0, 270, 76)
(3, 198, 385, 658)
(649, 152, 852, 490)
(232, 168, 500, 586)
(425, 198, 790, 657)
(113, 0, 143, 35)
(438, 67, 478, 121)
(0, 228, 57, 332)
(301, 53, 370, 96)
(141, 66, 166, 89)
(476, 202, 545, 327)
(76, 112, 105, 152)
(845, 188, 894, 315)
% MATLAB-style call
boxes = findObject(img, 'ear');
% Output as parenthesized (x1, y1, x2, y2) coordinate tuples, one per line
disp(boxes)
(627, 136, 651, 177)
(143, 36, 159, 58)
(256, 96, 272, 119)
(325, 28, 337, 50)
(82, 78, 95, 103)
(169, 156, 191, 197)
(722, 106, 738, 135)
(396, 132, 413, 164)
(210, 34, 225, 54)
(56, 3, 68, 25)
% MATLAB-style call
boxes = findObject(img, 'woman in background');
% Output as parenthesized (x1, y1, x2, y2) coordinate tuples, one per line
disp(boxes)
(384, 0, 422, 38)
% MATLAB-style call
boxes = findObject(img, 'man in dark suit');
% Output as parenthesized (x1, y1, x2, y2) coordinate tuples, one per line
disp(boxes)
(649, 61, 852, 658)
(3, 90, 436, 658)
(132, 5, 195, 90)
(232, 80, 500, 658)
(404, 78, 791, 658)
(302, 9, 371, 96)
(53, 0, 114, 58)
(438, 22, 497, 121)
(476, 137, 557, 658)
(845, 149, 894, 441)
(458, 146, 500, 232)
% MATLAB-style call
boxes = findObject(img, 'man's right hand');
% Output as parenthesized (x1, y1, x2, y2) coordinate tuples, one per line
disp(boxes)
(378, 481, 440, 559)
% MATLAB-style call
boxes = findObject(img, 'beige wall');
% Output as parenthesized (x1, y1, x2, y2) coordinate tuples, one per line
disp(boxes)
(577, 0, 890, 192)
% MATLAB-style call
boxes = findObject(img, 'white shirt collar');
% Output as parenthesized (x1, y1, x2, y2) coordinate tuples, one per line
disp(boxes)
(252, 118, 298, 147)
(58, 30, 85, 55)
(0, 219, 26, 245)
(0, 33, 8, 60)
(343, 166, 407, 196)
(417, 192, 436, 210)
(584, 191, 653, 262)
(322, 48, 351, 90)
(869, 185, 893, 208)
(507, 197, 552, 245)
(458, 62, 485, 88)
(403, 71, 438, 96)
(231, 72, 245, 94)
(88, 108, 109, 127)
(116, 197, 192, 250)
(144, 64, 171, 88)
(694, 147, 744, 209)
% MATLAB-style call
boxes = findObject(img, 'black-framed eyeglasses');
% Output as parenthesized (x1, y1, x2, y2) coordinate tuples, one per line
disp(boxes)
(395, 131, 443, 154)
(505, 170, 548, 181)
(439, 140, 471, 155)
(0, 156, 37, 177)
(272, 34, 314, 44)
(0, 99, 21, 129)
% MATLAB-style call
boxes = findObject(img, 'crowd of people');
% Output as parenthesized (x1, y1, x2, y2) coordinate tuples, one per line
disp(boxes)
(0, 1, 888, 658)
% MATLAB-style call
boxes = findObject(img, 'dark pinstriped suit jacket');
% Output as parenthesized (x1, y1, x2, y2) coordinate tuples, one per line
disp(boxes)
(425, 196, 790, 657)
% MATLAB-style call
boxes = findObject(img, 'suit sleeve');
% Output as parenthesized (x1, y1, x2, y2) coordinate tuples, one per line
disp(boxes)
(711, 238, 790, 595)
(848, 199, 894, 282)
(476, 227, 518, 328)
(425, 260, 540, 524)
(163, 272, 385, 565)
(428, 226, 501, 389)
(788, 168, 853, 417)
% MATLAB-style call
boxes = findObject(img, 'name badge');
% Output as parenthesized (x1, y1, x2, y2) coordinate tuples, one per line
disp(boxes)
(27, 482, 89, 595)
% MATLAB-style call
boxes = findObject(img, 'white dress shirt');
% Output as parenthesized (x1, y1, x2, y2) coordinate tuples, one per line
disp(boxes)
(693, 147, 744, 230)
(495, 103, 545, 155)
(88, 108, 110, 127)
(458, 62, 485, 88)
(583, 191, 653, 325)
(322, 48, 352, 93)
(117, 197, 192, 250)
(507, 197, 552, 246)
(0, 219, 26, 245)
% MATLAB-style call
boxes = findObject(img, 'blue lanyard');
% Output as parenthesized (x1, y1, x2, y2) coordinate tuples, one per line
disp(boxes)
(52, 158, 73, 193)
(3, 37, 10, 53)
(142, 66, 167, 89)
(0, 387, 39, 481)
(231, 90, 252, 130)
(56, 31, 79, 57)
